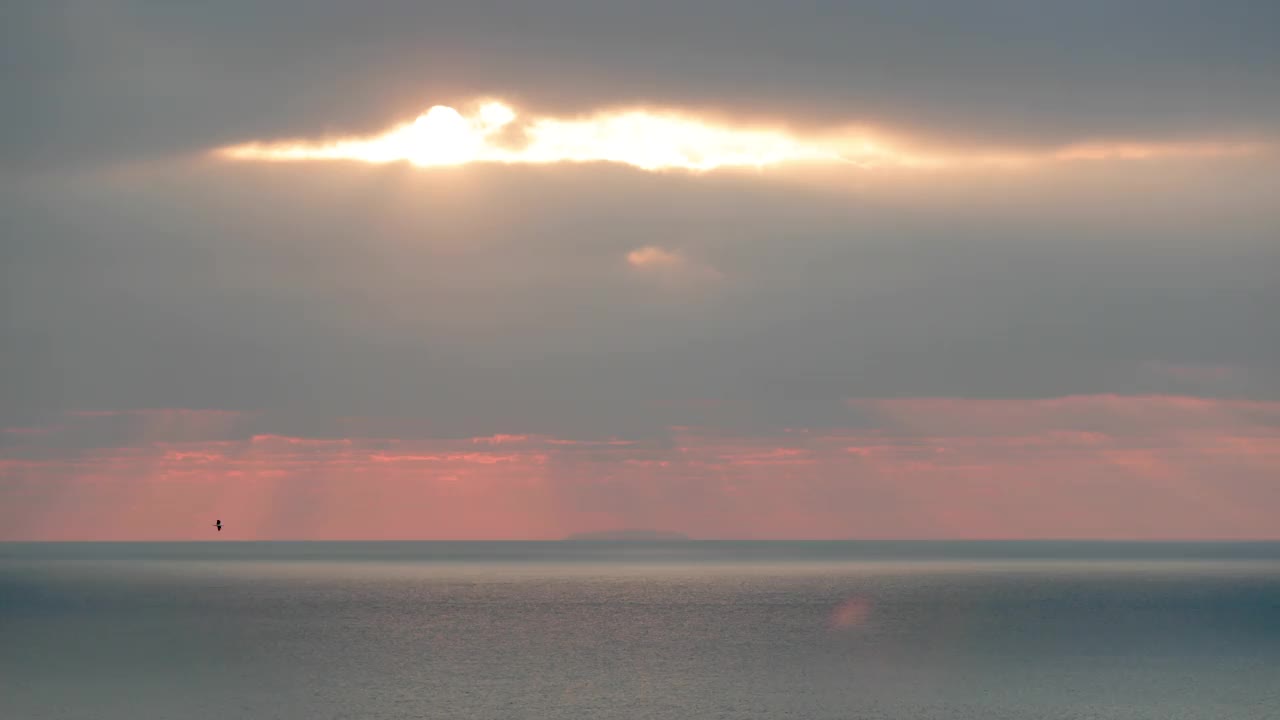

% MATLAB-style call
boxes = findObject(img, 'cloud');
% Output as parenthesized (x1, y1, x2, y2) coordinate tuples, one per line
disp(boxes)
(217, 101, 846, 172)
(625, 245, 724, 291)
(212, 100, 1271, 175)
(8, 1, 1280, 172)
(850, 395, 1280, 436)
(4, 2, 1279, 546)
(3, 398, 1277, 541)
(4, 150, 1278, 437)
(626, 246, 683, 269)
(1140, 363, 1251, 396)
(471, 433, 532, 445)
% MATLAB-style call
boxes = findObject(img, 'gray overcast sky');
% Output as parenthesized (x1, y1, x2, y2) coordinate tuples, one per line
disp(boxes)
(2, 1, 1278, 539)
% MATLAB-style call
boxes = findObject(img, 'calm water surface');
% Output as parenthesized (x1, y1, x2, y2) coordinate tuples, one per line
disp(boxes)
(3, 542, 1279, 719)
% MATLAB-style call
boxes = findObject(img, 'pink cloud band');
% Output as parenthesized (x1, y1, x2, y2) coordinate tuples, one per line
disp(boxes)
(3, 395, 1277, 541)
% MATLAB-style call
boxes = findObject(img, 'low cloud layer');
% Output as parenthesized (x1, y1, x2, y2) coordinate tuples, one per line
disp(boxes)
(3, 398, 1277, 540)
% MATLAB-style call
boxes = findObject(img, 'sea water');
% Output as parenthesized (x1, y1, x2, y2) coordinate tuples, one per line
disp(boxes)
(3, 541, 1279, 719)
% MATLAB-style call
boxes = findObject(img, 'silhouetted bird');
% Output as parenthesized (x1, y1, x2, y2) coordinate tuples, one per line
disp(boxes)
(215, 519, 222, 532)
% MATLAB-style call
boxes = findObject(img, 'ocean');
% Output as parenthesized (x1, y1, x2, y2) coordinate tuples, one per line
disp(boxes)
(3, 541, 1279, 719)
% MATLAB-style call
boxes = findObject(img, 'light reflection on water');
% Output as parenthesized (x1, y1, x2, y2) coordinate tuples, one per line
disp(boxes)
(3, 542, 1279, 720)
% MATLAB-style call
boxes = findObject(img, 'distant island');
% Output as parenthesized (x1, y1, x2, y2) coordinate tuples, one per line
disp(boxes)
(563, 529, 692, 541)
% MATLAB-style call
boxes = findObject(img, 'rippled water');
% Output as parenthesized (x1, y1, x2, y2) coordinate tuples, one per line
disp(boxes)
(3, 542, 1279, 719)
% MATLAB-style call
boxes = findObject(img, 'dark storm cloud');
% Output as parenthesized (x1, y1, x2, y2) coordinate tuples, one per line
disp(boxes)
(5, 0, 1280, 170)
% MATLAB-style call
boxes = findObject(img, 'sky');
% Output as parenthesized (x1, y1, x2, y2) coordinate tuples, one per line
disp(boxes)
(2, 0, 1278, 540)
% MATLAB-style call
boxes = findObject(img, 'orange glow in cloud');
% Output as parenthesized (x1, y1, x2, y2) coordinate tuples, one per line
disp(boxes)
(626, 245, 724, 287)
(1052, 140, 1261, 161)
(213, 100, 1268, 174)
(627, 246, 684, 269)
(217, 101, 843, 172)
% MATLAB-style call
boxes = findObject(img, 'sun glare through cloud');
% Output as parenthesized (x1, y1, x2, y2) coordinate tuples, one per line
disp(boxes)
(215, 100, 1270, 174)
(218, 101, 847, 172)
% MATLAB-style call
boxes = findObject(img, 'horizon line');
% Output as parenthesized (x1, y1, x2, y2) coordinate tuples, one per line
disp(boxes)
(6, 538, 1280, 544)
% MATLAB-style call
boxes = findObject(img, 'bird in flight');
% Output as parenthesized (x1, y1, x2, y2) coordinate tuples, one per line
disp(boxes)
(215, 519, 222, 532)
